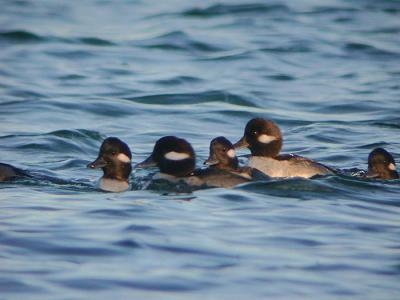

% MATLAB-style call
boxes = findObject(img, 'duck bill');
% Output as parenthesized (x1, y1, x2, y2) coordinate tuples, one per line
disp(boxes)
(135, 154, 157, 168)
(87, 156, 107, 169)
(204, 154, 219, 166)
(233, 136, 249, 149)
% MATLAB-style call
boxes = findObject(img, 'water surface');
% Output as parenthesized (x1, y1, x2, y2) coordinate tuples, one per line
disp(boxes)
(1, 0, 400, 299)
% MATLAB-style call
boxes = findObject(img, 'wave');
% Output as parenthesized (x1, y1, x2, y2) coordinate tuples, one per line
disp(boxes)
(76, 37, 115, 46)
(135, 30, 223, 53)
(183, 3, 290, 17)
(1, 129, 102, 155)
(0, 30, 115, 47)
(344, 42, 399, 57)
(123, 91, 257, 107)
(0, 30, 43, 43)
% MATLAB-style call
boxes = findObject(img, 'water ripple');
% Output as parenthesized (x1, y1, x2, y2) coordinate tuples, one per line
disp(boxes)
(136, 30, 223, 53)
(183, 3, 290, 17)
(0, 30, 116, 47)
(124, 91, 257, 107)
(0, 30, 43, 43)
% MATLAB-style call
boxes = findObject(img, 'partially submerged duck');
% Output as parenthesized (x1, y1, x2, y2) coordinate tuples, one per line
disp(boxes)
(0, 163, 25, 181)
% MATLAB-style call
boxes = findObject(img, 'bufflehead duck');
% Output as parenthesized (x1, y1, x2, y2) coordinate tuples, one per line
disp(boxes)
(136, 136, 251, 188)
(234, 118, 334, 178)
(204, 136, 267, 181)
(366, 148, 399, 179)
(0, 163, 25, 181)
(136, 136, 195, 178)
(87, 137, 132, 192)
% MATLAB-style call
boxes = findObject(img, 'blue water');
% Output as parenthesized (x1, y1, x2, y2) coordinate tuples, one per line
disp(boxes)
(1, 0, 400, 299)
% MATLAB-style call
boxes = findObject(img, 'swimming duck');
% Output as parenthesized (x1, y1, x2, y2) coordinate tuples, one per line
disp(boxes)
(204, 136, 267, 181)
(136, 135, 195, 177)
(0, 163, 25, 181)
(233, 118, 334, 178)
(366, 147, 398, 179)
(136, 136, 251, 188)
(87, 137, 132, 192)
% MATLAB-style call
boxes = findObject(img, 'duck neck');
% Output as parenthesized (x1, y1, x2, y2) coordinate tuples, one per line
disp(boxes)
(102, 163, 131, 182)
(159, 158, 195, 177)
(214, 157, 239, 171)
(368, 164, 399, 179)
(250, 139, 282, 157)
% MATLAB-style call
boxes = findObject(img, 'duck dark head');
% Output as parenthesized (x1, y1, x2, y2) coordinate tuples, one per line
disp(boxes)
(234, 118, 282, 157)
(136, 136, 195, 177)
(87, 137, 132, 181)
(367, 148, 399, 179)
(204, 136, 238, 170)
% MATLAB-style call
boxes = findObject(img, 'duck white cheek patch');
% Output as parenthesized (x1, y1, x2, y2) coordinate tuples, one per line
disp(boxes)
(227, 149, 236, 158)
(388, 163, 396, 171)
(258, 134, 276, 144)
(117, 153, 131, 163)
(165, 151, 190, 161)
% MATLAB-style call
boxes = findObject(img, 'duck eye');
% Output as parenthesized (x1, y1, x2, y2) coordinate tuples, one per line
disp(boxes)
(112, 151, 117, 156)
(222, 148, 226, 152)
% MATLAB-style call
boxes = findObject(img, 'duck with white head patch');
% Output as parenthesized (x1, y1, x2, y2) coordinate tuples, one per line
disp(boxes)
(234, 118, 334, 178)
(136, 136, 253, 188)
(87, 137, 132, 192)
(204, 136, 268, 183)
(136, 136, 195, 178)
(366, 148, 399, 179)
